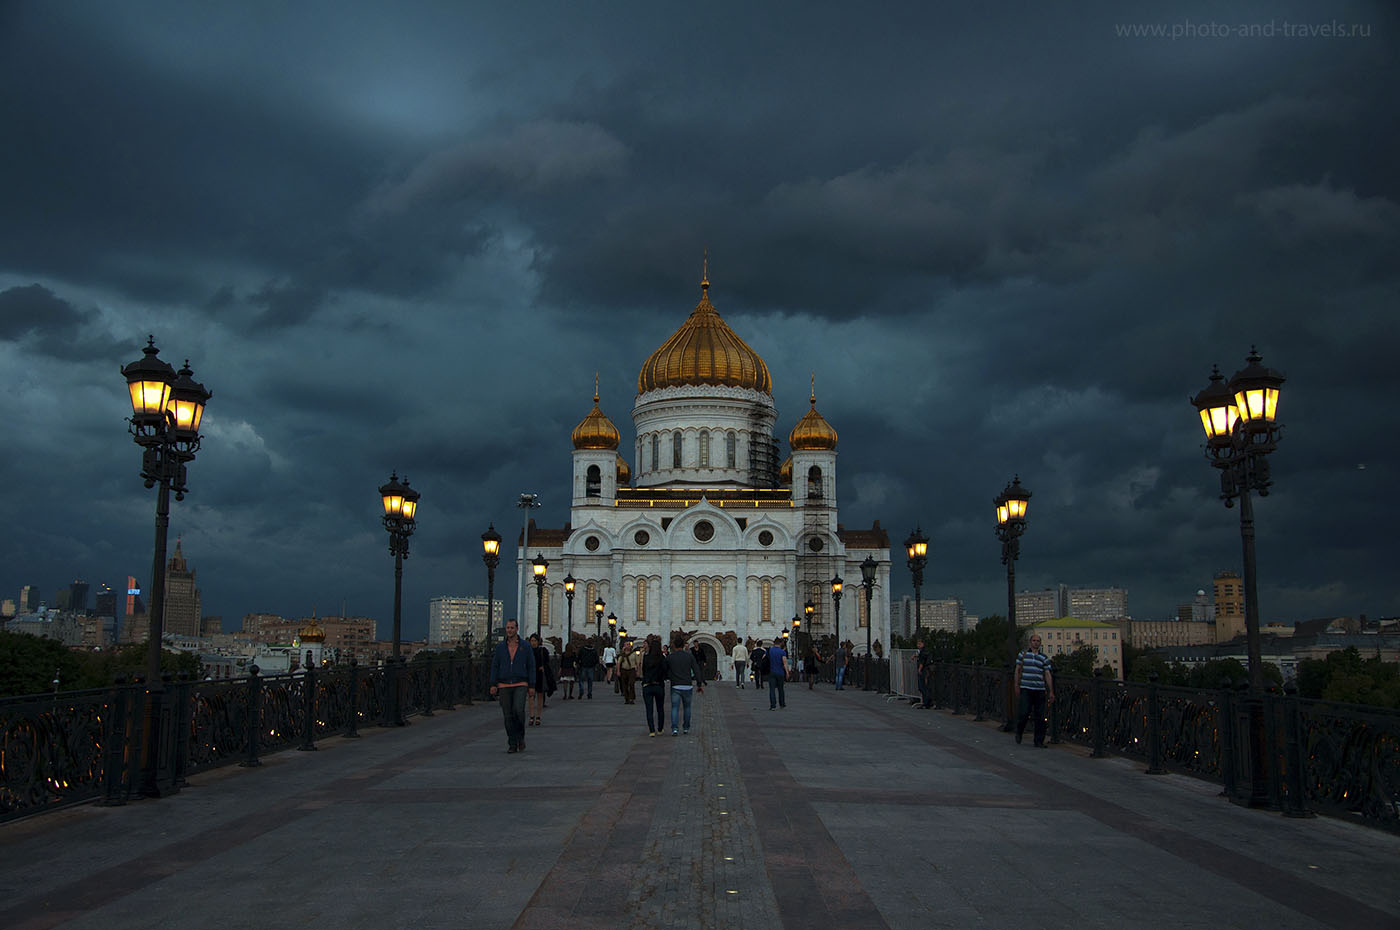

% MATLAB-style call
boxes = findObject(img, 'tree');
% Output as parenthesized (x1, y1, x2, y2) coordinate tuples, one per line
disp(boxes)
(0, 631, 87, 698)
(1052, 645, 1101, 679)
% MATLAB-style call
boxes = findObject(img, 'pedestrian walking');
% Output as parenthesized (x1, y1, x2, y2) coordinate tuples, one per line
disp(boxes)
(488, 619, 535, 753)
(750, 638, 769, 692)
(577, 640, 599, 698)
(767, 639, 789, 710)
(618, 640, 641, 704)
(803, 645, 821, 689)
(641, 635, 668, 736)
(1015, 633, 1055, 747)
(603, 641, 617, 689)
(916, 639, 933, 708)
(559, 646, 576, 700)
(666, 634, 705, 734)
(731, 641, 748, 688)
(527, 633, 553, 726)
(834, 642, 848, 690)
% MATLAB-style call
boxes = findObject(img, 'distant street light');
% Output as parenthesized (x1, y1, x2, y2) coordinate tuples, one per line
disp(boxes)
(531, 554, 549, 639)
(481, 524, 501, 653)
(905, 527, 929, 635)
(379, 472, 421, 727)
(122, 337, 210, 797)
(607, 612, 617, 646)
(564, 574, 576, 648)
(830, 575, 843, 686)
(594, 597, 605, 638)
(1191, 348, 1285, 808)
(860, 557, 877, 692)
(994, 476, 1031, 731)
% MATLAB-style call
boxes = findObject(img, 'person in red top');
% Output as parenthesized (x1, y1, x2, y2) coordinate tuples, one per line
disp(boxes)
(489, 619, 536, 753)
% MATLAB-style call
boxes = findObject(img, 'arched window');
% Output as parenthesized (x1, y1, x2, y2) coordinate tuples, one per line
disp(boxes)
(586, 464, 601, 498)
(636, 577, 648, 623)
(685, 579, 696, 622)
(726, 431, 736, 468)
(761, 579, 772, 623)
(698, 579, 709, 621)
(712, 578, 723, 622)
(586, 582, 597, 621)
(650, 434, 659, 472)
(699, 431, 710, 467)
(672, 432, 683, 468)
(808, 465, 823, 500)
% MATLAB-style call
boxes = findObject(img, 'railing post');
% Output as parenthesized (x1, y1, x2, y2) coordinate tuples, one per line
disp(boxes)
(101, 679, 130, 806)
(464, 650, 474, 706)
(1217, 679, 1237, 800)
(1145, 672, 1165, 775)
(444, 656, 457, 711)
(1090, 669, 1107, 758)
(151, 672, 181, 796)
(241, 665, 263, 768)
(1263, 688, 1283, 811)
(299, 665, 318, 752)
(421, 662, 435, 717)
(173, 673, 193, 788)
(951, 665, 963, 715)
(973, 661, 985, 721)
(345, 658, 361, 739)
(1281, 684, 1315, 819)
(1049, 673, 1061, 744)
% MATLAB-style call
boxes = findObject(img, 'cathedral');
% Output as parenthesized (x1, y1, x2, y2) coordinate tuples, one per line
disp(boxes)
(519, 270, 890, 672)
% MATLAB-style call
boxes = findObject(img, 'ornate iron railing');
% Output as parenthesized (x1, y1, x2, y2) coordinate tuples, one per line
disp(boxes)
(930, 663, 1398, 832)
(0, 654, 494, 824)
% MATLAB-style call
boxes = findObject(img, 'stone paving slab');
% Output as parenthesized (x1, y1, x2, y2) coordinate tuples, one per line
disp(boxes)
(2, 683, 1398, 930)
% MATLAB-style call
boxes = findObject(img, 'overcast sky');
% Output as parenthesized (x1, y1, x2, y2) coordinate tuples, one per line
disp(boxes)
(2, 1, 1396, 640)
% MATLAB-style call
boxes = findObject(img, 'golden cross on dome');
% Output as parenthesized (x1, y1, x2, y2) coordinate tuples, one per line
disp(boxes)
(810, 372, 817, 405)
(594, 372, 600, 404)
(701, 248, 709, 296)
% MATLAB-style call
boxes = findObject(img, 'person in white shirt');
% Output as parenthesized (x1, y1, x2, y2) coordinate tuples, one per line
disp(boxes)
(602, 643, 617, 687)
(731, 642, 749, 688)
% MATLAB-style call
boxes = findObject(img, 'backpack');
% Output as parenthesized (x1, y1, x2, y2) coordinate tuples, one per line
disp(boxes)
(752, 646, 770, 675)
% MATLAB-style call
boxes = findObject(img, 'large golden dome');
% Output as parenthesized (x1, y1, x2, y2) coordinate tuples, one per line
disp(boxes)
(637, 274, 772, 395)
(572, 381, 620, 450)
(788, 382, 838, 450)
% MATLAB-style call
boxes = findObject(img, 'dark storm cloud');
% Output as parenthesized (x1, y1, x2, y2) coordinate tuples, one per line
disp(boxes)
(2, 0, 1397, 634)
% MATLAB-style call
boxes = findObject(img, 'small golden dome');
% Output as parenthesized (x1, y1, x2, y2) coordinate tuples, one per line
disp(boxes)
(778, 455, 793, 484)
(616, 454, 632, 484)
(299, 614, 326, 643)
(572, 378, 620, 450)
(788, 380, 838, 450)
(637, 269, 772, 395)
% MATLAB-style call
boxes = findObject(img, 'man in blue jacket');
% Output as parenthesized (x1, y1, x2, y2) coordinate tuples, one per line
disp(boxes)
(490, 618, 536, 753)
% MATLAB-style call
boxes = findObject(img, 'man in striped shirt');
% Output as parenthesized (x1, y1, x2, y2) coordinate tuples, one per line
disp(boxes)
(1014, 633, 1055, 747)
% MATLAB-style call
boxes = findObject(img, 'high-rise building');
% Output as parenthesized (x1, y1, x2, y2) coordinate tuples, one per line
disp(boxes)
(19, 585, 40, 612)
(1214, 570, 1245, 642)
(1, 598, 15, 618)
(892, 596, 964, 636)
(1176, 589, 1215, 623)
(57, 580, 90, 613)
(1015, 587, 1064, 624)
(428, 595, 502, 645)
(95, 583, 118, 643)
(163, 541, 203, 638)
(1067, 587, 1128, 624)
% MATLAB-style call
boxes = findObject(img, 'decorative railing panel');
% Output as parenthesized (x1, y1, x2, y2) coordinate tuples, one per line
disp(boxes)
(0, 688, 124, 822)
(1295, 697, 1400, 831)
(188, 679, 253, 774)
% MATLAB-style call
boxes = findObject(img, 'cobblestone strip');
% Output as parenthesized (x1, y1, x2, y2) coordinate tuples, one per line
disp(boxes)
(624, 690, 783, 930)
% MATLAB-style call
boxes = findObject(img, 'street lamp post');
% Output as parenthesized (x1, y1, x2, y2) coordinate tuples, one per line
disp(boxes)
(1191, 348, 1285, 807)
(531, 554, 549, 639)
(517, 492, 540, 636)
(994, 476, 1031, 731)
(122, 338, 211, 797)
(564, 574, 576, 648)
(905, 527, 929, 635)
(608, 612, 617, 646)
(594, 598, 605, 638)
(379, 472, 420, 727)
(803, 600, 814, 654)
(481, 525, 501, 654)
(860, 557, 877, 691)
(830, 576, 843, 682)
